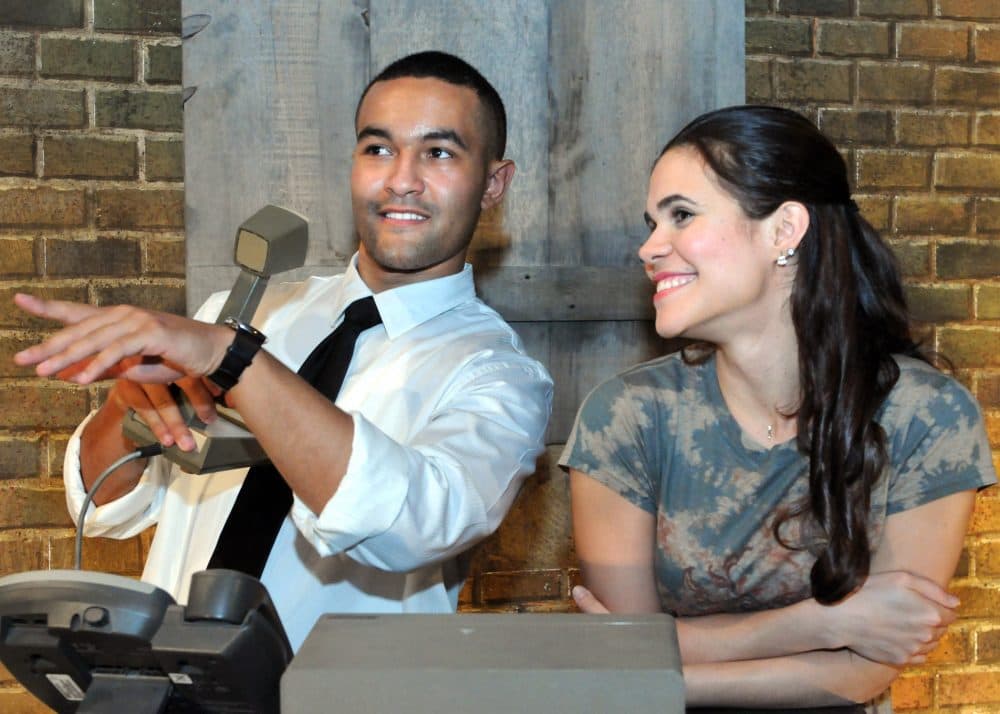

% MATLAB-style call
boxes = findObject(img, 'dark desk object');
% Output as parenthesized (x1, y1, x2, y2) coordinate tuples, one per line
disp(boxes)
(0, 569, 291, 713)
(282, 613, 683, 714)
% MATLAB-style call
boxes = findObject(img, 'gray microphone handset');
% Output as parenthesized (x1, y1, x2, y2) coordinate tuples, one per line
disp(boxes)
(122, 205, 308, 474)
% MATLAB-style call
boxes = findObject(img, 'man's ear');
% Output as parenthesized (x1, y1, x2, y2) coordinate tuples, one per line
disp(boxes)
(772, 200, 809, 253)
(481, 159, 516, 210)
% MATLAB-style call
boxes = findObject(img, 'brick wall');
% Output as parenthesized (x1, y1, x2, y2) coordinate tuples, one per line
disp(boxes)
(0, 0, 181, 709)
(1, 0, 997, 711)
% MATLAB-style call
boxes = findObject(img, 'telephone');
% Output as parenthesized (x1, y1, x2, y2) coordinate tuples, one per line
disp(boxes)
(122, 204, 308, 473)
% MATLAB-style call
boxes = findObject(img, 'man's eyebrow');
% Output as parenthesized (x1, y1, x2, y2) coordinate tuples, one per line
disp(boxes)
(355, 126, 469, 152)
(356, 126, 390, 142)
(422, 129, 468, 151)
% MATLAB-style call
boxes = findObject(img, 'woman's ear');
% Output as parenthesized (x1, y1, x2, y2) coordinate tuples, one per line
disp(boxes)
(772, 200, 809, 253)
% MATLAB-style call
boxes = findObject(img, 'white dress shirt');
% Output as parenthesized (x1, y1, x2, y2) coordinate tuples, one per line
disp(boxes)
(64, 256, 553, 651)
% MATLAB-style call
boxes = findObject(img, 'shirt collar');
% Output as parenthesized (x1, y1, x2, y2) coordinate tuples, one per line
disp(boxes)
(337, 254, 477, 340)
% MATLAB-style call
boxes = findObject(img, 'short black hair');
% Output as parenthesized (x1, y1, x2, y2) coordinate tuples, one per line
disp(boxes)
(355, 51, 507, 160)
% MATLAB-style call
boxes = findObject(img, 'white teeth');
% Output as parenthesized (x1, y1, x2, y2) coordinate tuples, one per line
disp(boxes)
(383, 211, 426, 221)
(656, 275, 696, 291)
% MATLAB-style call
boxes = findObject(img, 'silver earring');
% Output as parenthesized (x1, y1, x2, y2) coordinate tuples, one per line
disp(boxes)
(776, 247, 795, 267)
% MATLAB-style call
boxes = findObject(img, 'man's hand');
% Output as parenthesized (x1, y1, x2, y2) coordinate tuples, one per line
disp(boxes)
(572, 585, 612, 614)
(824, 570, 958, 665)
(12, 294, 231, 386)
(111, 375, 220, 452)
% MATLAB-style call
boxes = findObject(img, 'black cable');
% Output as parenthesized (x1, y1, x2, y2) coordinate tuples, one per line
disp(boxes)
(74, 443, 163, 570)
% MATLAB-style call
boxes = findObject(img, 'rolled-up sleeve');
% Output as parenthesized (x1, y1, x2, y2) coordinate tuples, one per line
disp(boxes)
(290, 357, 552, 572)
(63, 412, 171, 538)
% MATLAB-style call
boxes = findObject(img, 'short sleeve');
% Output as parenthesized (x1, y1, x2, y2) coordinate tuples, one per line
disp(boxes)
(884, 369, 997, 515)
(559, 376, 660, 514)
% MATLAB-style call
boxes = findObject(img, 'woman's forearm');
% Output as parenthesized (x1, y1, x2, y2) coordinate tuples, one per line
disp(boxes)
(684, 649, 898, 708)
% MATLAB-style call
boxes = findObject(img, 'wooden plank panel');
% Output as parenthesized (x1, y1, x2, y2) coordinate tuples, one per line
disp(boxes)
(368, 0, 549, 267)
(474, 265, 655, 322)
(547, 0, 745, 268)
(182, 0, 368, 313)
(516, 321, 681, 443)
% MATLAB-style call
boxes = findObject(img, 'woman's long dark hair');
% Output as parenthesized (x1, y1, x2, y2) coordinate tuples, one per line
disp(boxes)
(662, 105, 927, 604)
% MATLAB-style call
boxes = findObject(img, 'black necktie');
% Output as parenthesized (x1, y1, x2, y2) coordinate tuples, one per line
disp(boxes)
(207, 296, 383, 577)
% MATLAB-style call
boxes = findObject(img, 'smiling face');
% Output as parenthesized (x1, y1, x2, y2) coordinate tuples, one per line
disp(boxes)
(351, 76, 513, 293)
(639, 146, 793, 344)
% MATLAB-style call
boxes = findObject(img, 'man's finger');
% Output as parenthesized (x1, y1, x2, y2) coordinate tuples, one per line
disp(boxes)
(572, 585, 611, 614)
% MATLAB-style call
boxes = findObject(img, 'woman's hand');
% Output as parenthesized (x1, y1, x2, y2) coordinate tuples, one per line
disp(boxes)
(572, 585, 611, 614)
(826, 570, 958, 665)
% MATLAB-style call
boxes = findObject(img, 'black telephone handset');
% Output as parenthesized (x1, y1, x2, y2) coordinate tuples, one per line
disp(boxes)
(122, 205, 308, 474)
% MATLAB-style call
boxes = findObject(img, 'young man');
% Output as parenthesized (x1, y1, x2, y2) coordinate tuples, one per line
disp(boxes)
(15, 52, 552, 651)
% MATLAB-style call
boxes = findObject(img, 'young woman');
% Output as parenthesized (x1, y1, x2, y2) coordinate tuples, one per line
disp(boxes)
(561, 106, 996, 711)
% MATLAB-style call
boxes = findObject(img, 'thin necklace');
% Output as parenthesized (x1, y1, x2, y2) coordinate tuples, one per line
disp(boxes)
(767, 424, 774, 441)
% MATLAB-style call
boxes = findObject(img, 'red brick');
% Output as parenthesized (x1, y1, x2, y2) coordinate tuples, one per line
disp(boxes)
(49, 533, 145, 574)
(778, 0, 851, 15)
(857, 150, 931, 189)
(978, 112, 1000, 145)
(0, 33, 35, 77)
(969, 496, 1000, 534)
(937, 233, 998, 271)
(0, 134, 35, 175)
(859, 62, 933, 103)
(0, 87, 86, 128)
(0, 436, 41, 479)
(93, 282, 185, 314)
(897, 110, 970, 146)
(0, 285, 88, 329)
(935, 152, 1000, 190)
(890, 239, 930, 277)
(0, 484, 74, 528)
(982, 540, 1000, 575)
(857, 195, 892, 231)
(936, 67, 1000, 107)
(146, 42, 181, 84)
(0, 385, 89, 430)
(896, 195, 971, 233)
(0, 188, 85, 228)
(978, 27, 1000, 63)
(143, 237, 185, 276)
(95, 89, 182, 131)
(40, 36, 134, 80)
(747, 18, 812, 55)
(979, 198, 1000, 231)
(980, 626, 1000, 662)
(0, 332, 39, 378)
(0, 0, 84, 29)
(818, 20, 891, 57)
(904, 284, 970, 321)
(819, 109, 892, 144)
(145, 138, 183, 181)
(44, 136, 137, 179)
(745, 58, 772, 102)
(890, 673, 933, 709)
(938, 0, 1000, 20)
(898, 23, 969, 60)
(95, 188, 183, 229)
(980, 285, 1000, 320)
(858, 0, 932, 17)
(46, 237, 141, 277)
(938, 670, 1000, 704)
(0, 237, 36, 275)
(938, 327, 1000, 368)
(978, 374, 1000, 408)
(925, 624, 973, 664)
(94, 0, 181, 34)
(774, 59, 852, 102)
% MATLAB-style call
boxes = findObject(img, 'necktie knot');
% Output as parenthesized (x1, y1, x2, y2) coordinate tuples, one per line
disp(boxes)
(342, 296, 382, 331)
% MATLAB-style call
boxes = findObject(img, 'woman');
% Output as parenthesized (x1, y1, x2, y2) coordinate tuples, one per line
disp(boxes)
(561, 106, 995, 711)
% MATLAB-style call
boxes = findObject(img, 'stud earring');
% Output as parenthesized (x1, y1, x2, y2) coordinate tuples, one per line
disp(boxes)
(776, 247, 795, 267)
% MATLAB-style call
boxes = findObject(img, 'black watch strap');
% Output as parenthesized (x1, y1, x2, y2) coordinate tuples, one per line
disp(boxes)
(206, 317, 267, 393)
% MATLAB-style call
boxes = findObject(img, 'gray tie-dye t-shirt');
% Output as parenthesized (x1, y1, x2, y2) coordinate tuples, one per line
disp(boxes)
(560, 352, 996, 617)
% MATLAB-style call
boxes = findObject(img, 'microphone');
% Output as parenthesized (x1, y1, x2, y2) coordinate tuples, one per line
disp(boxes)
(122, 205, 308, 473)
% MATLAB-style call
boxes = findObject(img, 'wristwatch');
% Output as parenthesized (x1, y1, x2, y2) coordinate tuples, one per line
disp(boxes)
(206, 317, 267, 393)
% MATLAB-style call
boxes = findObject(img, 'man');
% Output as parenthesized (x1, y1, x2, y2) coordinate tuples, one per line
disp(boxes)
(14, 51, 553, 651)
